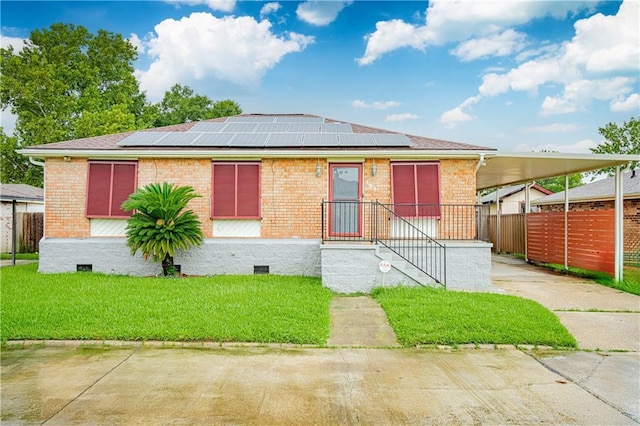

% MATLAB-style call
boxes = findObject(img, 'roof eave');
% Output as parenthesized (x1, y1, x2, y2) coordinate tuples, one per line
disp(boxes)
(18, 148, 492, 160)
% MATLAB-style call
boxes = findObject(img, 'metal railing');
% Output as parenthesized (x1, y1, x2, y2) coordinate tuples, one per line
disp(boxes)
(375, 203, 446, 286)
(321, 201, 489, 242)
(320, 200, 482, 286)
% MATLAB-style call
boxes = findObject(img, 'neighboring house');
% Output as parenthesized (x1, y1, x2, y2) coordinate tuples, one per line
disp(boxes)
(19, 114, 497, 292)
(480, 183, 553, 215)
(0, 184, 44, 253)
(532, 169, 640, 266)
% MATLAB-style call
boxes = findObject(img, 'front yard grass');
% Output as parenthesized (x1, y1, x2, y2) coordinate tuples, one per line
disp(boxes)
(372, 286, 577, 348)
(1, 264, 333, 345)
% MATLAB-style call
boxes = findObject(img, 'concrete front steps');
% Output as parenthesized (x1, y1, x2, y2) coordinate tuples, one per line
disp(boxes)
(375, 246, 439, 288)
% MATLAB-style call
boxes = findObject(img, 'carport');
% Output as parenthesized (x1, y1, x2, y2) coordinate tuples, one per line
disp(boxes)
(476, 151, 638, 281)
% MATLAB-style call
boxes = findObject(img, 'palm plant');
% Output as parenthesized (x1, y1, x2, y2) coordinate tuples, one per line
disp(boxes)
(122, 182, 204, 276)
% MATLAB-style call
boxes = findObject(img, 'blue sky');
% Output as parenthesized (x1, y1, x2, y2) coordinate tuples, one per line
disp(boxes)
(1, 0, 638, 152)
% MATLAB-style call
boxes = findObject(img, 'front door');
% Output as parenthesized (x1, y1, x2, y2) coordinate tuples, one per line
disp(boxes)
(329, 163, 362, 237)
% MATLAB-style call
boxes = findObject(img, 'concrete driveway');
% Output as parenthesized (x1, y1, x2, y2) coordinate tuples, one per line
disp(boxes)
(491, 254, 640, 352)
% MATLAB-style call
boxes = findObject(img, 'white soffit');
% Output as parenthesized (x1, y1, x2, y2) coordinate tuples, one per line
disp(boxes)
(476, 152, 637, 190)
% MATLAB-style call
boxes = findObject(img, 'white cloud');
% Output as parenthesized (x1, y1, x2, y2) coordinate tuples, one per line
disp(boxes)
(296, 1, 352, 26)
(565, 0, 639, 73)
(524, 123, 580, 133)
(540, 77, 635, 115)
(165, 0, 236, 12)
(357, 0, 593, 65)
(1, 35, 26, 51)
(357, 19, 428, 66)
(610, 93, 640, 112)
(135, 13, 314, 100)
(447, 1, 639, 122)
(128, 33, 145, 54)
(439, 107, 474, 128)
(260, 2, 281, 19)
(351, 100, 400, 110)
(514, 139, 598, 154)
(451, 29, 526, 61)
(385, 113, 419, 122)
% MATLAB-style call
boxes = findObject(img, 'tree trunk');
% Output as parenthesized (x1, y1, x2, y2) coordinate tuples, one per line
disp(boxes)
(161, 255, 174, 276)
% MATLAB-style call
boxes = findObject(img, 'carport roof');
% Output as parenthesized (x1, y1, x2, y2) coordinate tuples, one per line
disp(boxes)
(476, 152, 639, 190)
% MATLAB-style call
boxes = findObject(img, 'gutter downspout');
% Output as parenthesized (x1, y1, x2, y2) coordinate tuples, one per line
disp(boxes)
(29, 157, 45, 167)
(475, 153, 487, 172)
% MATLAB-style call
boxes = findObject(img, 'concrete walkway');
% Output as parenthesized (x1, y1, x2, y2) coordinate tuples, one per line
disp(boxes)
(327, 296, 400, 347)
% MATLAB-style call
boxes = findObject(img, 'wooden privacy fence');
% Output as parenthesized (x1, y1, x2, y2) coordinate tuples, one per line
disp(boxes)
(20, 212, 43, 253)
(488, 214, 525, 254)
(527, 210, 615, 275)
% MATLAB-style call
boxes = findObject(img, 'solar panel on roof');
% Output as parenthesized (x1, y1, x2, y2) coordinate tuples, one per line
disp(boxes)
(373, 134, 411, 147)
(222, 123, 259, 133)
(226, 116, 275, 123)
(118, 132, 170, 146)
(230, 133, 270, 147)
(266, 133, 304, 147)
(191, 133, 235, 146)
(188, 122, 226, 132)
(321, 123, 352, 133)
(338, 134, 375, 147)
(274, 116, 323, 123)
(304, 134, 339, 147)
(154, 133, 202, 146)
(255, 123, 289, 132)
(288, 123, 321, 133)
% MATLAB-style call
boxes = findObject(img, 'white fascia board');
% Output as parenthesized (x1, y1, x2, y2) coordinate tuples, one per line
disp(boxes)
(18, 148, 491, 160)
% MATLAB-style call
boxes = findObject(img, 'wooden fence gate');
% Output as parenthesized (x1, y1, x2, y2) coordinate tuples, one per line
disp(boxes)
(20, 212, 44, 253)
(488, 214, 525, 254)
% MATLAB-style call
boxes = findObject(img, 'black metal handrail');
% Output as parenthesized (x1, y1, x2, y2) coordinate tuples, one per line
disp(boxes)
(321, 200, 447, 286)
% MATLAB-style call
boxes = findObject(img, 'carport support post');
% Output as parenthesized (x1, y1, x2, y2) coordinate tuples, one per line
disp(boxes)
(524, 182, 531, 261)
(564, 175, 569, 270)
(614, 165, 624, 282)
(495, 187, 501, 253)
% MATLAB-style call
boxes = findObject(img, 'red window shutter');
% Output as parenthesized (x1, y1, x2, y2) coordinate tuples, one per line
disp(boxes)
(236, 164, 260, 217)
(213, 164, 236, 217)
(392, 164, 417, 217)
(416, 164, 440, 217)
(111, 163, 137, 217)
(86, 163, 112, 217)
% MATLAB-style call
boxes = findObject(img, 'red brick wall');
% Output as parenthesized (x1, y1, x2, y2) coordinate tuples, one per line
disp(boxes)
(45, 158, 90, 238)
(44, 157, 479, 240)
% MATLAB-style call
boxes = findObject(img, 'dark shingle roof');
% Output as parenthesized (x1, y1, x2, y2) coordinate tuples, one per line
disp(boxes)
(25, 114, 494, 152)
(533, 169, 640, 204)
(0, 184, 44, 202)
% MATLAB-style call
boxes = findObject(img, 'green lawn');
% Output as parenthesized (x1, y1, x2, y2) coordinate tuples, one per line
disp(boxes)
(541, 263, 640, 296)
(372, 286, 577, 348)
(1, 264, 333, 344)
(0, 253, 39, 260)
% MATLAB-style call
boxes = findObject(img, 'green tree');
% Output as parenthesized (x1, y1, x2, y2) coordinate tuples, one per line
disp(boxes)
(535, 174, 583, 193)
(0, 23, 148, 185)
(591, 117, 639, 174)
(121, 182, 204, 276)
(0, 129, 42, 186)
(153, 84, 242, 127)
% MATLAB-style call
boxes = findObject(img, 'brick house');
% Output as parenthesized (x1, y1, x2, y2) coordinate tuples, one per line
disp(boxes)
(20, 114, 496, 292)
(532, 169, 640, 266)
